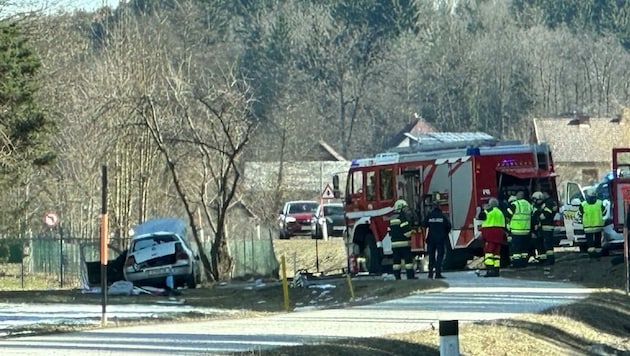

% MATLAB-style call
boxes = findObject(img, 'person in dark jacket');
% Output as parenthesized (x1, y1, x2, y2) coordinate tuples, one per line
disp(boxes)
(530, 191, 548, 264)
(533, 190, 558, 265)
(422, 202, 452, 279)
(389, 199, 415, 280)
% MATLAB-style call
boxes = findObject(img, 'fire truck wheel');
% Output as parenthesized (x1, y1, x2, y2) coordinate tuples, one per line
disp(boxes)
(361, 233, 381, 274)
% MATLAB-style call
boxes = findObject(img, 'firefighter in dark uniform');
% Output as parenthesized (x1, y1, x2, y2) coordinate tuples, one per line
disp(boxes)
(533, 190, 558, 265)
(422, 202, 451, 279)
(478, 197, 506, 277)
(578, 189, 606, 258)
(530, 191, 548, 264)
(389, 199, 415, 280)
(506, 191, 533, 268)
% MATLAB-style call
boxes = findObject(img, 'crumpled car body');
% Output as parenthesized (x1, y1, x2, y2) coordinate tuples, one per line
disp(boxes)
(123, 218, 201, 288)
(82, 244, 127, 288)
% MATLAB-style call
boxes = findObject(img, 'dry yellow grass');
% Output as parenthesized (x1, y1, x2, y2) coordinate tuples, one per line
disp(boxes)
(272, 238, 347, 276)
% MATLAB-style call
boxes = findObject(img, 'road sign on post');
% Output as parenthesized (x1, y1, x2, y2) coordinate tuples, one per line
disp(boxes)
(321, 184, 335, 200)
(43, 212, 59, 228)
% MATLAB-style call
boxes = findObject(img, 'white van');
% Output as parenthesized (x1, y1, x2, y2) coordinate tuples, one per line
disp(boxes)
(561, 180, 623, 255)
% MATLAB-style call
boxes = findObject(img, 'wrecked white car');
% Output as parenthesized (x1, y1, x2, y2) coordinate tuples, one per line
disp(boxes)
(124, 218, 201, 289)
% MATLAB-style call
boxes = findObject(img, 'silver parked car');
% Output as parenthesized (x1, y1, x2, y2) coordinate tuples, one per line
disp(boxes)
(310, 202, 346, 239)
(124, 218, 201, 288)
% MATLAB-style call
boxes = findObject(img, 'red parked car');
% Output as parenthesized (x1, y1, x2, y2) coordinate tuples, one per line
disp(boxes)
(278, 200, 319, 239)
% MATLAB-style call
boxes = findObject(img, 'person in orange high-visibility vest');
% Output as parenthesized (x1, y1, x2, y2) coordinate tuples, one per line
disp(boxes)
(478, 198, 507, 277)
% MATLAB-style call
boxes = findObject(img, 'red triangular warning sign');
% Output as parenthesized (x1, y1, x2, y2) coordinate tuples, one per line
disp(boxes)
(321, 184, 335, 199)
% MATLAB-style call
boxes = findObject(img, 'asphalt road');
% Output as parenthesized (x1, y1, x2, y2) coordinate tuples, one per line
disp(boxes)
(0, 271, 592, 355)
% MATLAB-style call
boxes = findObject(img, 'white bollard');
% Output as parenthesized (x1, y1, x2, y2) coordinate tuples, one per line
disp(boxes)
(321, 218, 329, 241)
(439, 320, 460, 356)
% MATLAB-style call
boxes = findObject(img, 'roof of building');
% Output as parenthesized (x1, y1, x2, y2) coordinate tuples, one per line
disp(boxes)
(318, 140, 346, 161)
(532, 115, 630, 163)
(386, 118, 437, 148)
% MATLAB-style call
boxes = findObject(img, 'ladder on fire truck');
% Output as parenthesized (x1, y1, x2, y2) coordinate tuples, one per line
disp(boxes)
(383, 132, 547, 163)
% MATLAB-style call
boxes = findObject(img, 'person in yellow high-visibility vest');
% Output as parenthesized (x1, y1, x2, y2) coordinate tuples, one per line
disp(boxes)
(578, 189, 606, 258)
(478, 198, 507, 277)
(506, 191, 533, 268)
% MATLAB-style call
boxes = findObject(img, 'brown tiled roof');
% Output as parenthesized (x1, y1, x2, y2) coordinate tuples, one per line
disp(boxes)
(532, 117, 630, 162)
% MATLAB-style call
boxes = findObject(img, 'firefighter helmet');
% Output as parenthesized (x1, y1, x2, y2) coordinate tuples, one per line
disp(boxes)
(393, 199, 408, 211)
(508, 195, 517, 203)
(531, 191, 544, 200)
(586, 188, 596, 197)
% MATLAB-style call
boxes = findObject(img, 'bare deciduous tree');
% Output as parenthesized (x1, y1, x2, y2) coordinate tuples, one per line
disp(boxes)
(138, 63, 257, 281)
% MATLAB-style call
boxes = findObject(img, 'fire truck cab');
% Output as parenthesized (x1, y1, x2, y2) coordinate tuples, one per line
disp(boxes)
(611, 149, 630, 249)
(336, 133, 562, 274)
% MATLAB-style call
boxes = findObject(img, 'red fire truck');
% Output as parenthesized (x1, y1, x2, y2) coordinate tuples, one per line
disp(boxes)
(333, 134, 562, 273)
(612, 148, 630, 242)
(611, 149, 630, 293)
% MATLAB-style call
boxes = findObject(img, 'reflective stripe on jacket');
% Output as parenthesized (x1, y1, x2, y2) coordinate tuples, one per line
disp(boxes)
(388, 212, 412, 248)
(538, 198, 557, 231)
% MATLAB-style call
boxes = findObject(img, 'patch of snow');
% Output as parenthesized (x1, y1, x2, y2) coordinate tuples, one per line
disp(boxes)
(308, 284, 336, 289)
(0, 303, 234, 333)
(293, 306, 320, 312)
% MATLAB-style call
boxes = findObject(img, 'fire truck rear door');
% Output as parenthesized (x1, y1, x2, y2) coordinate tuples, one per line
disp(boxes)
(562, 181, 584, 241)
(399, 167, 422, 221)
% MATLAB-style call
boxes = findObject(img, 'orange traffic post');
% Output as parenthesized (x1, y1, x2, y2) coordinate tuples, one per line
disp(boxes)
(100, 165, 109, 326)
(281, 255, 290, 312)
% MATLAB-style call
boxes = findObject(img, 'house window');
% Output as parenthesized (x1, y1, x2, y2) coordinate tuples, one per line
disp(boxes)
(581, 169, 598, 186)
(379, 169, 393, 201)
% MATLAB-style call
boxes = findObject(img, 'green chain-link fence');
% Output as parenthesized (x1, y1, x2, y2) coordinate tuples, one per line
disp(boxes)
(1, 230, 280, 289)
